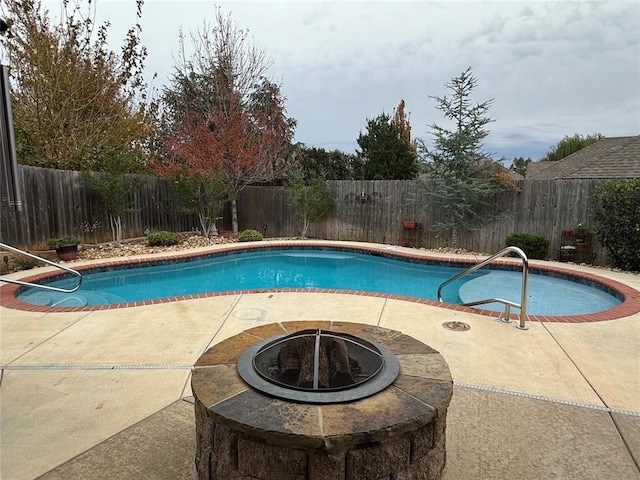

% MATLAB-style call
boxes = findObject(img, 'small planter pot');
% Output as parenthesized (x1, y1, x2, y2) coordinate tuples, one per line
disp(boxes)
(403, 221, 419, 229)
(560, 246, 576, 262)
(576, 242, 588, 251)
(55, 244, 78, 261)
(560, 252, 575, 262)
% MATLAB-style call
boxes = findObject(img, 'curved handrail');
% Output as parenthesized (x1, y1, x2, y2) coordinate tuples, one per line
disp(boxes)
(0, 242, 83, 293)
(437, 246, 529, 329)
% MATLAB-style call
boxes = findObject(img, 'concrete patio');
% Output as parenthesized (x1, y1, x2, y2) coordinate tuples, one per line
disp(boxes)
(1, 243, 639, 479)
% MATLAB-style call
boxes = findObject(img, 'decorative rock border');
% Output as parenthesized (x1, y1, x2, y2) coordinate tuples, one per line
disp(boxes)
(192, 321, 453, 480)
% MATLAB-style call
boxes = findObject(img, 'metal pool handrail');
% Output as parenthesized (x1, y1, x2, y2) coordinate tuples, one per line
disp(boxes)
(0, 242, 83, 293)
(437, 246, 529, 330)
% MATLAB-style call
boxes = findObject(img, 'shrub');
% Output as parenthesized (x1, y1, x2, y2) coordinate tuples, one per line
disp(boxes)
(591, 179, 640, 271)
(505, 233, 550, 259)
(288, 175, 333, 239)
(147, 230, 181, 247)
(238, 229, 263, 242)
(47, 236, 81, 249)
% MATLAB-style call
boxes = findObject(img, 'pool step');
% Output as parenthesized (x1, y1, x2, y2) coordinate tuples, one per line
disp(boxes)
(458, 271, 522, 313)
(18, 290, 126, 307)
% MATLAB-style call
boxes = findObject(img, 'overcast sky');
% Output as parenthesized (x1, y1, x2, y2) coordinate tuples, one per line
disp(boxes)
(34, 1, 640, 162)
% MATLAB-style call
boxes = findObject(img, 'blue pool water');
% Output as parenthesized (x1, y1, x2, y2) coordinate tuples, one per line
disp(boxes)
(17, 248, 621, 315)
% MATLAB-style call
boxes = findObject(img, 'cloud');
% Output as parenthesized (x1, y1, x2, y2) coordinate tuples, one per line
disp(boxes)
(37, 0, 639, 161)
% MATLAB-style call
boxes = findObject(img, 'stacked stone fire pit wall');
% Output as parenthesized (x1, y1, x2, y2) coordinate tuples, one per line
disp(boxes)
(192, 321, 453, 480)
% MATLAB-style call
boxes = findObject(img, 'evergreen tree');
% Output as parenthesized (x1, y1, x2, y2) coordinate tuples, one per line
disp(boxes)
(591, 179, 640, 271)
(418, 67, 505, 247)
(510, 157, 532, 177)
(540, 133, 603, 162)
(357, 113, 418, 180)
(296, 146, 362, 181)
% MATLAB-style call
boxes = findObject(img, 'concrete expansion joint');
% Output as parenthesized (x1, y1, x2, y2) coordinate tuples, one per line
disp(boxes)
(1, 364, 194, 371)
(453, 381, 640, 417)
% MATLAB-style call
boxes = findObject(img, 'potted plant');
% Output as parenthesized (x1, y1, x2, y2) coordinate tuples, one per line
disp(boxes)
(47, 236, 81, 261)
(560, 245, 576, 262)
(573, 224, 590, 252)
(573, 224, 590, 239)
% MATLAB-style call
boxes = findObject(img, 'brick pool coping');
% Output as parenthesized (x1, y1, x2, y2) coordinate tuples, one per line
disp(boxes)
(1, 240, 639, 323)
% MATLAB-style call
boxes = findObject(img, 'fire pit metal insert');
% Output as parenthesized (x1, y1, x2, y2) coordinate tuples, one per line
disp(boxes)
(237, 328, 400, 403)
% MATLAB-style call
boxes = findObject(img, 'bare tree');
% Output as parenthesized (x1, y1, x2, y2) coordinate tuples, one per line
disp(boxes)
(157, 7, 296, 233)
(187, 8, 271, 115)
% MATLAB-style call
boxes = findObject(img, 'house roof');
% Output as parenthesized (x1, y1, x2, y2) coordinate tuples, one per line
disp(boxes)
(526, 136, 640, 180)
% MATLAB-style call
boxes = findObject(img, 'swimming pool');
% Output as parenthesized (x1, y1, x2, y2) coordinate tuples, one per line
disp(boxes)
(14, 245, 622, 317)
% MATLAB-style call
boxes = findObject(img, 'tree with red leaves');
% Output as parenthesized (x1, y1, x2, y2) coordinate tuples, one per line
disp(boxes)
(154, 7, 296, 235)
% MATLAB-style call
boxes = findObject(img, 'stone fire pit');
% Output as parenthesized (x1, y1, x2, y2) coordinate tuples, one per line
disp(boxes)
(192, 321, 453, 480)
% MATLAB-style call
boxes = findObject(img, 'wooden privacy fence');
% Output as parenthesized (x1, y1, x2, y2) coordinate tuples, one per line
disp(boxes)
(1, 165, 200, 250)
(238, 179, 607, 263)
(2, 165, 607, 264)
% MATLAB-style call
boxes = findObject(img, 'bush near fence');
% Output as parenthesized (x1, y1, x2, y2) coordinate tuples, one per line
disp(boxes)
(2, 165, 607, 265)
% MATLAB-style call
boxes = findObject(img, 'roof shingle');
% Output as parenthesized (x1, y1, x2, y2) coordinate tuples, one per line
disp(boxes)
(526, 136, 640, 180)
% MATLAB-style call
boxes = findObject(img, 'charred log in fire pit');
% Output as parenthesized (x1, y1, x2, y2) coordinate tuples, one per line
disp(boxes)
(277, 335, 358, 389)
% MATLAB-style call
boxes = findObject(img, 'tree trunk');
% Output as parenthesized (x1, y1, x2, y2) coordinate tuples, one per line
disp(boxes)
(110, 214, 123, 247)
(198, 213, 218, 238)
(231, 199, 239, 234)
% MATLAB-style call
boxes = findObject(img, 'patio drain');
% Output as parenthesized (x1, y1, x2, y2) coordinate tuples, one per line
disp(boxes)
(442, 321, 470, 331)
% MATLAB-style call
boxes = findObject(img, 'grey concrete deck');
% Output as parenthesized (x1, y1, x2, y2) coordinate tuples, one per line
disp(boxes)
(1, 242, 639, 479)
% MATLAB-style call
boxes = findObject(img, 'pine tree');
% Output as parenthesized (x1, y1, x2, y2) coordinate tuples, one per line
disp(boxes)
(357, 113, 418, 180)
(418, 67, 505, 247)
